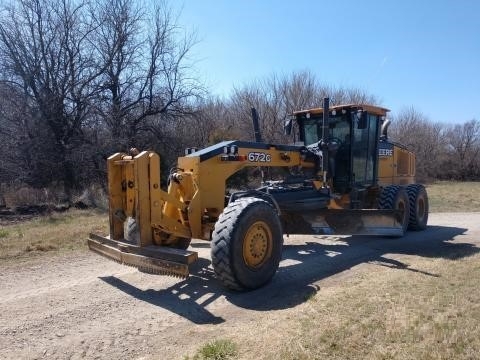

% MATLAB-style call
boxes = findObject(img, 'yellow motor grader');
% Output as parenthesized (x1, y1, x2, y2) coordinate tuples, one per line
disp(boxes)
(88, 98, 428, 290)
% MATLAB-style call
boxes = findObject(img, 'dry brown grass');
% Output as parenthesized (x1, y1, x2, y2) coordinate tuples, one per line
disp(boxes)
(0, 209, 108, 260)
(232, 253, 480, 360)
(427, 181, 480, 212)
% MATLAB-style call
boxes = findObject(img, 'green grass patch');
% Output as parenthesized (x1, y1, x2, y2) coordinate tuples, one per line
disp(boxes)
(186, 339, 238, 360)
(0, 229, 9, 238)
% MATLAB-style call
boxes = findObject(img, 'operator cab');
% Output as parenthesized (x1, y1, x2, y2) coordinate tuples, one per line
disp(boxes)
(291, 102, 389, 195)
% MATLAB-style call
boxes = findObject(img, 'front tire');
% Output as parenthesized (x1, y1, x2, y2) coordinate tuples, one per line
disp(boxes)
(211, 197, 283, 291)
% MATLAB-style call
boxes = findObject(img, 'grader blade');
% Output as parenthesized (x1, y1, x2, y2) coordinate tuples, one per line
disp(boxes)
(320, 209, 405, 236)
(284, 209, 405, 237)
(88, 233, 197, 278)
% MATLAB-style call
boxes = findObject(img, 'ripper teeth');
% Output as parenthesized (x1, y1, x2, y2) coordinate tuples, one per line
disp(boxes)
(89, 241, 189, 279)
(137, 264, 187, 279)
(137, 267, 187, 278)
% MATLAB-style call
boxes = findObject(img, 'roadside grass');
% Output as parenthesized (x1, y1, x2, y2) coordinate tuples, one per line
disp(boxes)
(0, 209, 108, 260)
(180, 253, 480, 360)
(270, 253, 480, 360)
(426, 181, 480, 212)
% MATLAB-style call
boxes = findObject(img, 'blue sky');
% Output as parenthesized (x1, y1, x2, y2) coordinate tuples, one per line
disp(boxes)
(174, 0, 480, 123)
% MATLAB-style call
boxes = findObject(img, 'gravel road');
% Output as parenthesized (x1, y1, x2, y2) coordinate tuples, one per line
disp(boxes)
(1, 212, 479, 359)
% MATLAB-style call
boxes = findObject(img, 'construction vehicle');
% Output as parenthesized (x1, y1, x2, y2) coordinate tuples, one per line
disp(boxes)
(88, 98, 428, 291)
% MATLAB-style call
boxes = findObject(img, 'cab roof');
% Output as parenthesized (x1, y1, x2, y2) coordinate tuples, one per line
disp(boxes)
(293, 104, 390, 117)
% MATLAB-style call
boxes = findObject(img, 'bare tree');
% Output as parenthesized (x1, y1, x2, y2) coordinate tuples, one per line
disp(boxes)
(329, 86, 379, 106)
(91, 0, 204, 150)
(0, 0, 102, 192)
(389, 107, 447, 181)
(0, 0, 204, 195)
(444, 119, 480, 180)
(0, 83, 31, 183)
(224, 71, 380, 144)
(227, 71, 319, 144)
(281, 70, 321, 112)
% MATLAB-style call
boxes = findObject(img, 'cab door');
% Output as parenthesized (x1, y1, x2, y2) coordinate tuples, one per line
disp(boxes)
(351, 113, 378, 187)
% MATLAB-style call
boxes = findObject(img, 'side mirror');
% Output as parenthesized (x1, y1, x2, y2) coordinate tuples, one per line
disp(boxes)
(284, 118, 293, 136)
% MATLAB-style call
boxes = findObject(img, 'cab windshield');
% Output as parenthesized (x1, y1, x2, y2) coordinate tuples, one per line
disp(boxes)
(302, 114, 349, 145)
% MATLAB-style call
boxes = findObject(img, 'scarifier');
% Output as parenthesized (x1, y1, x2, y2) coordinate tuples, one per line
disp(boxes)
(88, 98, 429, 290)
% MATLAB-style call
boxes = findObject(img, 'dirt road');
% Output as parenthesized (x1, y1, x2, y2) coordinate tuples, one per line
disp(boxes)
(1, 212, 479, 359)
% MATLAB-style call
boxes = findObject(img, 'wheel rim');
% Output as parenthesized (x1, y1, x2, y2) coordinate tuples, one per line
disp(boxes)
(243, 221, 273, 268)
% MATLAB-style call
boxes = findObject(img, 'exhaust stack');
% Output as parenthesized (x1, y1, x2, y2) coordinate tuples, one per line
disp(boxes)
(381, 118, 391, 139)
(251, 107, 263, 143)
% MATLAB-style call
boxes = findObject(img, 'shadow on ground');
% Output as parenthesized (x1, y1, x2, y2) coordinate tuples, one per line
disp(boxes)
(100, 225, 478, 324)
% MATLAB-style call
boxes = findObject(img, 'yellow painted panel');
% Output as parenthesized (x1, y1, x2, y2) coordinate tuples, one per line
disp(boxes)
(107, 153, 125, 240)
(134, 152, 152, 246)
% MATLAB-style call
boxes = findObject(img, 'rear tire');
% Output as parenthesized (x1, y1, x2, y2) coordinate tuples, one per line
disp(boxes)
(378, 185, 410, 235)
(406, 184, 429, 230)
(211, 197, 283, 291)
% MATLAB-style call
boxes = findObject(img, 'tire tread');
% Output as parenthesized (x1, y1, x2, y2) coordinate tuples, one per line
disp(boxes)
(211, 197, 280, 291)
(406, 184, 428, 231)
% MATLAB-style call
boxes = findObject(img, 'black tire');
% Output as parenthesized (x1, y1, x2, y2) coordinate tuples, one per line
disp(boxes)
(406, 184, 429, 231)
(125, 217, 151, 273)
(125, 217, 191, 249)
(125, 217, 140, 243)
(211, 197, 283, 291)
(378, 185, 410, 235)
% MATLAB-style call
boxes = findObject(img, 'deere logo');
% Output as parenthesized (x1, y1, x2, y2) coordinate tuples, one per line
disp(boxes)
(379, 148, 393, 157)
